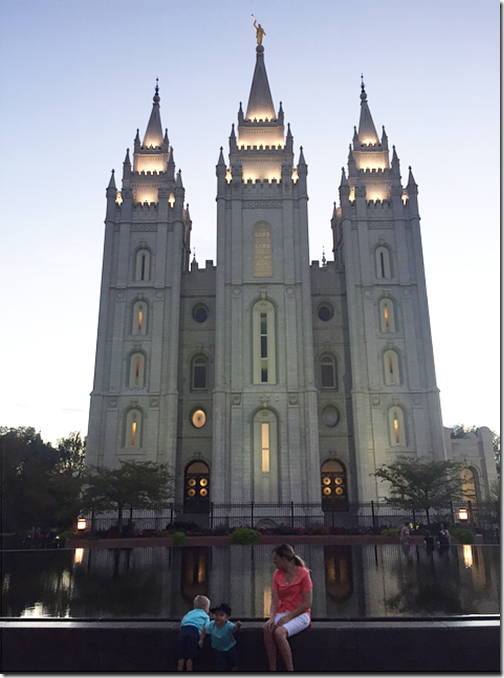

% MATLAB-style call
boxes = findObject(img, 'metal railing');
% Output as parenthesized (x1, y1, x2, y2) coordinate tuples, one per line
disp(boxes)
(81, 499, 499, 534)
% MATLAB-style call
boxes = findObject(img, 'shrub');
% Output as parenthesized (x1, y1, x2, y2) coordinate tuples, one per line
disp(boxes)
(231, 528, 260, 545)
(449, 527, 474, 544)
(56, 530, 77, 547)
(172, 531, 187, 546)
(381, 528, 400, 537)
(211, 524, 230, 536)
(310, 524, 330, 535)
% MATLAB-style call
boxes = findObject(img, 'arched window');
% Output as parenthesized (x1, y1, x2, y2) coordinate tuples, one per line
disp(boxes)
(253, 409, 278, 502)
(135, 248, 151, 282)
(125, 408, 142, 448)
(461, 467, 480, 503)
(383, 349, 401, 385)
(375, 246, 391, 279)
(129, 352, 145, 388)
(379, 298, 396, 333)
(191, 355, 208, 391)
(321, 459, 348, 509)
(389, 406, 406, 446)
(254, 221, 272, 277)
(132, 300, 147, 335)
(320, 354, 337, 389)
(184, 461, 210, 513)
(252, 299, 276, 384)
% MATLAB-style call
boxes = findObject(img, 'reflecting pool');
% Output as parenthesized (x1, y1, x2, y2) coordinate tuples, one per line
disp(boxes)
(1, 544, 499, 619)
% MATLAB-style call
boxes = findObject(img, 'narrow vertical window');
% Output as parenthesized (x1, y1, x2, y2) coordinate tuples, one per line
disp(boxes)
(389, 406, 406, 447)
(135, 248, 151, 282)
(375, 246, 391, 279)
(131, 421, 137, 446)
(132, 301, 147, 335)
(384, 350, 400, 385)
(129, 352, 145, 388)
(379, 298, 396, 333)
(320, 355, 337, 389)
(192, 356, 208, 390)
(125, 408, 142, 448)
(253, 300, 276, 384)
(254, 222, 272, 277)
(261, 423, 270, 472)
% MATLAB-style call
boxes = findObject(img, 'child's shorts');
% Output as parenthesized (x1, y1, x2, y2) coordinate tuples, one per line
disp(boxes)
(213, 646, 239, 671)
(274, 611, 310, 637)
(177, 625, 200, 660)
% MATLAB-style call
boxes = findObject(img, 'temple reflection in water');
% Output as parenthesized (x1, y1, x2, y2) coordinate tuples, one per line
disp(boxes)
(1, 544, 499, 619)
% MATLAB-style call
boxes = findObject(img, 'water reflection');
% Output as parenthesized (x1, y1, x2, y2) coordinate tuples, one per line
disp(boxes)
(1, 544, 499, 619)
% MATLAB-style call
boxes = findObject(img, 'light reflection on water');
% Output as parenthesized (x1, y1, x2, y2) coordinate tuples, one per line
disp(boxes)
(1, 544, 499, 619)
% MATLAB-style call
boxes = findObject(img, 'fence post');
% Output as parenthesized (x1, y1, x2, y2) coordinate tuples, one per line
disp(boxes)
(412, 507, 416, 529)
(251, 501, 254, 528)
(450, 500, 454, 525)
(371, 501, 376, 529)
(332, 506, 334, 528)
(291, 502, 294, 528)
(210, 502, 213, 530)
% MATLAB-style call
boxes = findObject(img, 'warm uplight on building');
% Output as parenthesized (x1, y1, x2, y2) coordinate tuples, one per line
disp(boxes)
(402, 193, 408, 205)
(115, 191, 123, 205)
(77, 519, 87, 530)
(74, 548, 84, 565)
(168, 193, 175, 208)
(291, 169, 299, 184)
(225, 169, 232, 184)
(349, 187, 355, 201)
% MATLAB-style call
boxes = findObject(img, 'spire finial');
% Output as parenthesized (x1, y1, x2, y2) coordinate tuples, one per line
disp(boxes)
(322, 247, 327, 267)
(360, 74, 367, 102)
(154, 78, 160, 104)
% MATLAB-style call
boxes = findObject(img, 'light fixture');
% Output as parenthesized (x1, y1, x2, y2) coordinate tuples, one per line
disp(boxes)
(458, 508, 469, 521)
(77, 519, 87, 531)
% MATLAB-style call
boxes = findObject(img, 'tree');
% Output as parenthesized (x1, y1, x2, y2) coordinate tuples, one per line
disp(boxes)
(451, 424, 500, 474)
(372, 456, 465, 523)
(81, 460, 174, 533)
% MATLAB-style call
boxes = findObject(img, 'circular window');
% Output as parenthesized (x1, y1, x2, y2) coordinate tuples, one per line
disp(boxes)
(188, 488, 196, 497)
(191, 409, 206, 428)
(322, 477, 331, 485)
(318, 303, 334, 322)
(200, 477, 208, 487)
(188, 478, 196, 487)
(335, 476, 343, 485)
(335, 487, 344, 496)
(322, 405, 340, 428)
(200, 488, 208, 497)
(323, 487, 332, 496)
(192, 304, 208, 323)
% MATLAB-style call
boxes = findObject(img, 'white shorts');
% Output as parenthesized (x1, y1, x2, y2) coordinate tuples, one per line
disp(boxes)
(274, 611, 310, 637)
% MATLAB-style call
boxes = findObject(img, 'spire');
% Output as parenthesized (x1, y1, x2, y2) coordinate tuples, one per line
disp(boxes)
(407, 166, 418, 190)
(285, 122, 293, 153)
(122, 148, 132, 180)
(358, 76, 379, 145)
(217, 146, 226, 168)
(107, 169, 116, 190)
(142, 79, 164, 148)
(245, 45, 276, 121)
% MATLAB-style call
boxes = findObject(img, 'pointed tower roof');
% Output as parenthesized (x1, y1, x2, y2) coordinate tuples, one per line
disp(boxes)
(358, 77, 379, 145)
(143, 80, 164, 148)
(245, 45, 276, 121)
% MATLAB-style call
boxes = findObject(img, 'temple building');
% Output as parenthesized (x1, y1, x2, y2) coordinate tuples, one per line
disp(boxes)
(86, 41, 496, 515)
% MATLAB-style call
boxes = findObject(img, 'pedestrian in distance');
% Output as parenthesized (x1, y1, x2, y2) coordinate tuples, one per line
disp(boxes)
(177, 594, 211, 671)
(263, 543, 313, 671)
(423, 529, 435, 557)
(199, 602, 242, 671)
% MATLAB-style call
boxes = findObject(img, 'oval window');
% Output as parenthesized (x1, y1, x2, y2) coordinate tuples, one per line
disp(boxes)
(322, 405, 340, 428)
(318, 303, 334, 322)
(191, 409, 206, 428)
(192, 304, 208, 323)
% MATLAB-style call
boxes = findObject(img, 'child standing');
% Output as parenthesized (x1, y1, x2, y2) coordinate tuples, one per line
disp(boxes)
(177, 594, 211, 671)
(199, 603, 242, 671)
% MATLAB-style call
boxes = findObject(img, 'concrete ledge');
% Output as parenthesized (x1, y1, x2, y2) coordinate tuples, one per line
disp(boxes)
(1, 618, 499, 672)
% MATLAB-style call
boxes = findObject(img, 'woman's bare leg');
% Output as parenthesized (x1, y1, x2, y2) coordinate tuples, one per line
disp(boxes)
(274, 627, 294, 671)
(263, 625, 278, 671)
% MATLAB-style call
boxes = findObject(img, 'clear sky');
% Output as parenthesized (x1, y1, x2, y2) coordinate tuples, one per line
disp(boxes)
(0, 0, 499, 446)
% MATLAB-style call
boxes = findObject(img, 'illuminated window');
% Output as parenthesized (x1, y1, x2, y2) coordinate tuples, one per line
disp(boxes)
(389, 406, 406, 446)
(125, 408, 142, 448)
(375, 246, 391, 279)
(135, 248, 151, 282)
(254, 410, 278, 501)
(384, 350, 400, 385)
(129, 352, 145, 388)
(132, 300, 147, 335)
(461, 467, 479, 503)
(253, 300, 276, 384)
(254, 222, 272, 277)
(379, 298, 396, 332)
(192, 355, 208, 390)
(320, 355, 337, 389)
(321, 460, 347, 509)
(191, 408, 206, 428)
(184, 461, 210, 513)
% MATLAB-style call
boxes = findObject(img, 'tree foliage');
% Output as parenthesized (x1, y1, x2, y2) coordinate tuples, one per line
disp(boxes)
(372, 456, 465, 513)
(82, 460, 174, 533)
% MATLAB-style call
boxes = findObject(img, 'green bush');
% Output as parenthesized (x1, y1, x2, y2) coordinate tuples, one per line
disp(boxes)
(381, 528, 400, 537)
(231, 528, 260, 545)
(56, 530, 77, 547)
(172, 531, 187, 546)
(449, 527, 474, 544)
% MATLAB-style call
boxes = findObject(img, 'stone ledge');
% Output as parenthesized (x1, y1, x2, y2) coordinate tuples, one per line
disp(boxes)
(1, 618, 499, 672)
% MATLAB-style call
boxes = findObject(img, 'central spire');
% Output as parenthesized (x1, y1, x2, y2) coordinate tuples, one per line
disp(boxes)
(245, 45, 276, 121)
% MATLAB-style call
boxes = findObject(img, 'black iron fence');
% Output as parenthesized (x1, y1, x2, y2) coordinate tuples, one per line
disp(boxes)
(81, 500, 499, 534)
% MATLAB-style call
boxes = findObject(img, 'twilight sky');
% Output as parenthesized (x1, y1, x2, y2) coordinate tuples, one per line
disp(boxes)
(0, 0, 499, 445)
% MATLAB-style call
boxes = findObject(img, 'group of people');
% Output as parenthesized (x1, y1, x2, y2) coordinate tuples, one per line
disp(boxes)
(177, 543, 312, 672)
(400, 521, 452, 558)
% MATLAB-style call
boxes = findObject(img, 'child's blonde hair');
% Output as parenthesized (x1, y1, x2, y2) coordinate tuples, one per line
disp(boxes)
(193, 595, 210, 610)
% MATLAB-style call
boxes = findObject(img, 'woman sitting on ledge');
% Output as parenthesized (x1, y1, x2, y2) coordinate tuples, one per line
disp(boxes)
(263, 543, 313, 671)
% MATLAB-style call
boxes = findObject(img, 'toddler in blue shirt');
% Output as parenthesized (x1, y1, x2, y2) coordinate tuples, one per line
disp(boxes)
(199, 602, 242, 671)
(177, 595, 211, 671)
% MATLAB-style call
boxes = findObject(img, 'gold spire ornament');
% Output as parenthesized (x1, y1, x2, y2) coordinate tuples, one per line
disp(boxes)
(252, 15, 266, 45)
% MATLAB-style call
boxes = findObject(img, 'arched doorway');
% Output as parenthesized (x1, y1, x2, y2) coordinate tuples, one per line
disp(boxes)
(461, 467, 480, 504)
(184, 461, 210, 513)
(321, 459, 348, 511)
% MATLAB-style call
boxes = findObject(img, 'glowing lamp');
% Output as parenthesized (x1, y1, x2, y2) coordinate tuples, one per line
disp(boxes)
(458, 508, 469, 521)
(77, 519, 87, 531)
